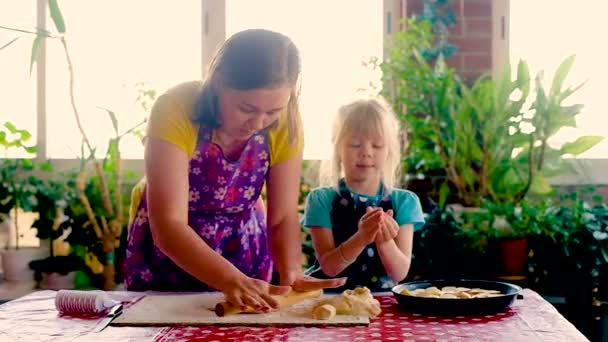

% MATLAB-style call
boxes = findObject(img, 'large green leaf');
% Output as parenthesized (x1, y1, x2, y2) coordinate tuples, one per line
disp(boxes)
(29, 34, 43, 75)
(0, 37, 20, 51)
(4, 121, 17, 133)
(438, 181, 450, 208)
(560, 135, 604, 155)
(530, 175, 553, 194)
(550, 55, 575, 96)
(546, 114, 577, 136)
(18, 128, 31, 141)
(511, 132, 531, 148)
(559, 104, 584, 117)
(104, 138, 119, 173)
(533, 72, 547, 111)
(516, 60, 531, 97)
(48, 0, 66, 34)
(99, 107, 119, 135)
(24, 146, 38, 154)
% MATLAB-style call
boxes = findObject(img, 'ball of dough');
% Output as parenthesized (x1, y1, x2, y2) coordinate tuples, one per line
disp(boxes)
(312, 304, 336, 320)
(314, 287, 381, 318)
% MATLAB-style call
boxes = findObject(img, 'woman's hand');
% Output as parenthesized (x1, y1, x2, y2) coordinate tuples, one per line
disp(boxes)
(221, 274, 291, 311)
(375, 209, 399, 244)
(356, 207, 384, 244)
(282, 270, 347, 292)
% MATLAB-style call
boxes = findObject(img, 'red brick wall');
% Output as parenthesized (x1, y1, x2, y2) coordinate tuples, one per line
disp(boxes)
(404, 0, 494, 82)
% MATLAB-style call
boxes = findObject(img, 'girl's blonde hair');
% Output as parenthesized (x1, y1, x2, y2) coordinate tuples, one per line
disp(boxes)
(321, 97, 402, 191)
(195, 29, 302, 144)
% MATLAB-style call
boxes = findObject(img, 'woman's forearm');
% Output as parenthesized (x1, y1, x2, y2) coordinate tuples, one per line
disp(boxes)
(268, 213, 303, 278)
(151, 220, 243, 290)
(376, 240, 411, 283)
(318, 232, 368, 277)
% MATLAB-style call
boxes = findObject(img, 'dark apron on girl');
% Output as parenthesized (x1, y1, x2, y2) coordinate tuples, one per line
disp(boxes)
(310, 180, 395, 292)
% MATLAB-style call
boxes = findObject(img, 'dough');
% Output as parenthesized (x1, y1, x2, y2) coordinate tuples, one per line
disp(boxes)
(400, 286, 503, 299)
(313, 287, 381, 318)
(312, 304, 336, 320)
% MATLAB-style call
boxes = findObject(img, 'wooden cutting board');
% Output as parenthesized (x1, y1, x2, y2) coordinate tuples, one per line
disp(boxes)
(112, 292, 369, 327)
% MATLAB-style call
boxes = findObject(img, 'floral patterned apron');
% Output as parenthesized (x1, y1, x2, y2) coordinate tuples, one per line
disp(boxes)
(125, 127, 272, 291)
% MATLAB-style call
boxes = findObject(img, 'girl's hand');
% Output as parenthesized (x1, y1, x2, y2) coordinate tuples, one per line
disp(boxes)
(357, 207, 384, 244)
(282, 270, 347, 292)
(375, 209, 399, 244)
(221, 274, 291, 311)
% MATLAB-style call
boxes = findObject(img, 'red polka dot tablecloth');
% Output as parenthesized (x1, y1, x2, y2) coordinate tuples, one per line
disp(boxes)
(0, 289, 589, 341)
(154, 289, 588, 342)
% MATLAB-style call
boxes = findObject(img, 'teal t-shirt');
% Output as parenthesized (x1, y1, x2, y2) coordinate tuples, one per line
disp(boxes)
(302, 184, 425, 231)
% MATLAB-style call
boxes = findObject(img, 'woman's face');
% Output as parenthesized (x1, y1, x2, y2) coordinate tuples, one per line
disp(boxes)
(217, 86, 291, 140)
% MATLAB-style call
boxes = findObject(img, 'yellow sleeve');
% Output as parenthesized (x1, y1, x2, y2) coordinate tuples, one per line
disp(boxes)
(128, 178, 146, 226)
(145, 82, 200, 158)
(267, 114, 304, 165)
(131, 82, 201, 226)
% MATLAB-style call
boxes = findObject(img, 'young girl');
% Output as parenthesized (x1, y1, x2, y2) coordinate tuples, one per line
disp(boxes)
(303, 97, 425, 292)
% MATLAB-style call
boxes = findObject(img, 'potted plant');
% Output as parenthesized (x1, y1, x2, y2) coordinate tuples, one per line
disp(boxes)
(454, 200, 550, 276)
(376, 18, 604, 278)
(453, 55, 602, 273)
(528, 189, 608, 290)
(525, 189, 608, 331)
(368, 19, 447, 200)
(377, 18, 603, 206)
(1, 1, 146, 289)
(0, 122, 49, 281)
(28, 172, 90, 289)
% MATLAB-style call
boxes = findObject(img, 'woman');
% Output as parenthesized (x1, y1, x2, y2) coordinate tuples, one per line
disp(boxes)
(125, 29, 344, 310)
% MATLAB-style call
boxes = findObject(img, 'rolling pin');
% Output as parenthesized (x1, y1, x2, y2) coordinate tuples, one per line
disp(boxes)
(214, 289, 322, 317)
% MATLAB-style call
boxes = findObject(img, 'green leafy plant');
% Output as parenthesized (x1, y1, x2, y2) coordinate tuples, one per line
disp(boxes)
(453, 199, 548, 241)
(441, 56, 602, 207)
(0, 122, 52, 249)
(377, 18, 603, 207)
(1, 1, 147, 289)
(30, 172, 74, 256)
(27, 170, 93, 286)
(525, 188, 608, 299)
(372, 19, 444, 175)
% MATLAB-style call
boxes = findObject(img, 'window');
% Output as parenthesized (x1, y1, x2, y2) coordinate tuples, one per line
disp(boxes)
(0, 1, 37, 158)
(226, 0, 384, 160)
(510, 0, 608, 159)
(45, 0, 201, 159)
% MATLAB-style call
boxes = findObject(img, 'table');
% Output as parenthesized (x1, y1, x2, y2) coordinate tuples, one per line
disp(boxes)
(0, 289, 589, 341)
(0, 279, 37, 303)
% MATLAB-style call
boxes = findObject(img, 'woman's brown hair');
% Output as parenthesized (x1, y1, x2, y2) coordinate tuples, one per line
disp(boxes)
(195, 29, 302, 144)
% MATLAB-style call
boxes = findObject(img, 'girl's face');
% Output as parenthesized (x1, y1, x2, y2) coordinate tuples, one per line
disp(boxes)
(217, 86, 291, 140)
(339, 133, 388, 184)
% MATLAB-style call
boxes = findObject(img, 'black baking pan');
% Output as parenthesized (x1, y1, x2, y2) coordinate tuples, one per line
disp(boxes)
(392, 279, 523, 316)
